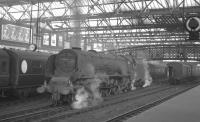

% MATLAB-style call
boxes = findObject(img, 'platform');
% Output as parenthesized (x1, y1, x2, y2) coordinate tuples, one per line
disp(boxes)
(125, 85, 200, 122)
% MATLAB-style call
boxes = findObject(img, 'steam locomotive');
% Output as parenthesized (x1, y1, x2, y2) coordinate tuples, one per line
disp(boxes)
(40, 48, 171, 105)
(0, 48, 50, 97)
(43, 48, 135, 101)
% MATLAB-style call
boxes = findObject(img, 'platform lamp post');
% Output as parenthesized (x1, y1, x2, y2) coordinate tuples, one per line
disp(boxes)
(29, 2, 32, 45)
(36, 1, 40, 50)
(28, 2, 37, 51)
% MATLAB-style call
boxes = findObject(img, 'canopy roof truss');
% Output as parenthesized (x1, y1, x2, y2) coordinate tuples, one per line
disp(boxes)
(0, 0, 200, 50)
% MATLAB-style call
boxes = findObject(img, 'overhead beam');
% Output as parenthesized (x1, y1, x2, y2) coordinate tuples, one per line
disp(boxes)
(19, 6, 200, 23)
(54, 23, 183, 32)
(0, 0, 58, 6)
(101, 44, 200, 61)
(81, 31, 187, 36)
(84, 39, 188, 44)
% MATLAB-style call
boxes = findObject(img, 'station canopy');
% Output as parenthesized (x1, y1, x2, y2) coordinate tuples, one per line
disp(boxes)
(0, 0, 200, 49)
(0, 0, 198, 28)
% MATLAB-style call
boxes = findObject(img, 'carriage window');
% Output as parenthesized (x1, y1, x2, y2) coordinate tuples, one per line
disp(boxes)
(1, 61, 7, 73)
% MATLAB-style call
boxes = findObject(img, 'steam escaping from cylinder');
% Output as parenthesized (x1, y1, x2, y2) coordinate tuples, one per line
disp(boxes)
(143, 59, 152, 87)
(71, 63, 103, 109)
(132, 51, 152, 88)
(72, 77, 103, 109)
(72, 87, 89, 109)
(131, 73, 137, 90)
(37, 81, 48, 93)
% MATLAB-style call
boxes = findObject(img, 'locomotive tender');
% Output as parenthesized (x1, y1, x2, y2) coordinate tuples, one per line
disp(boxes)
(0, 48, 50, 97)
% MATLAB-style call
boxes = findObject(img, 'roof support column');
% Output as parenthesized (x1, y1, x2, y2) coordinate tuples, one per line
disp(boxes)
(71, 0, 81, 49)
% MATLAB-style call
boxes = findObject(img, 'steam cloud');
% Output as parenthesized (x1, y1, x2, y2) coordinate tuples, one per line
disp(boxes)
(71, 63, 103, 109)
(72, 87, 89, 109)
(143, 59, 152, 87)
(131, 51, 152, 89)
(72, 77, 103, 109)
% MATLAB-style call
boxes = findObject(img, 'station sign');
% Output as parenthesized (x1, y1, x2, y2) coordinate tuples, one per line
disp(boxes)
(1, 24, 31, 43)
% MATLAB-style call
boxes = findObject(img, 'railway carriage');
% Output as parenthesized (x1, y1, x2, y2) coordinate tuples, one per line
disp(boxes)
(0, 49, 10, 89)
(167, 62, 192, 84)
(191, 64, 200, 77)
(0, 48, 50, 97)
(148, 62, 169, 83)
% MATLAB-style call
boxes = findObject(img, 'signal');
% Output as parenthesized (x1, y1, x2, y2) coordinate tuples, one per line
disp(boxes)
(185, 17, 200, 40)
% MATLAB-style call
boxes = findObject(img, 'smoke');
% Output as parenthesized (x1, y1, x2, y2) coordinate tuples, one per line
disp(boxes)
(72, 77, 103, 109)
(142, 59, 152, 87)
(88, 78, 103, 105)
(131, 80, 136, 90)
(72, 87, 89, 109)
(131, 72, 137, 90)
(133, 50, 152, 88)
(37, 81, 48, 93)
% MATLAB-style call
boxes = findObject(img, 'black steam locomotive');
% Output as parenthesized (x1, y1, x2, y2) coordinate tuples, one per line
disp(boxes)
(0, 48, 50, 97)
(45, 48, 135, 95)
(42, 48, 170, 105)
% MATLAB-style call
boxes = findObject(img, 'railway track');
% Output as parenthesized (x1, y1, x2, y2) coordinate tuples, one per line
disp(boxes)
(0, 105, 51, 121)
(36, 86, 175, 122)
(0, 103, 73, 122)
(0, 94, 49, 108)
(0, 85, 169, 122)
(0, 83, 198, 122)
(104, 84, 199, 122)
(103, 84, 164, 101)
